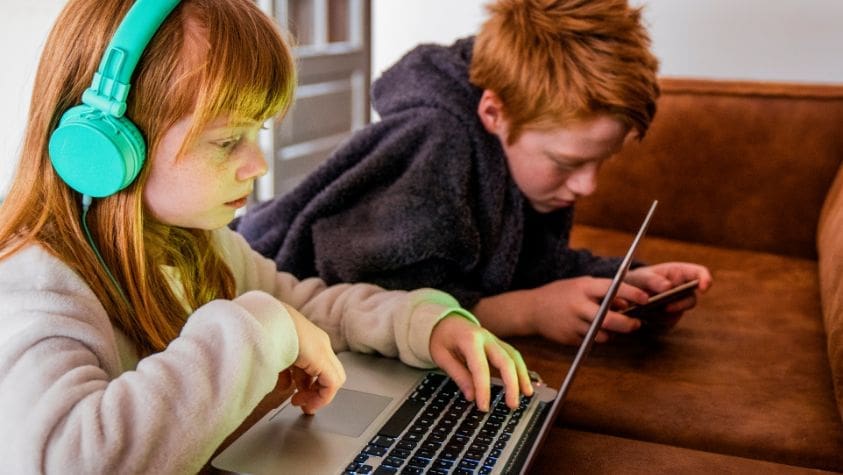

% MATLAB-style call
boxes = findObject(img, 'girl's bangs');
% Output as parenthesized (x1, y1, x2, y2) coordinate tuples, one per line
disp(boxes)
(197, 7, 295, 126)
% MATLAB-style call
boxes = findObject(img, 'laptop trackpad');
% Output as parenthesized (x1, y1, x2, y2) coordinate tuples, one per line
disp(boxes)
(272, 388, 392, 438)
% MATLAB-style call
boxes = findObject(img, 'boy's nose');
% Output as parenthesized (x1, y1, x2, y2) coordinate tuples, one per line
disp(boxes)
(566, 164, 598, 197)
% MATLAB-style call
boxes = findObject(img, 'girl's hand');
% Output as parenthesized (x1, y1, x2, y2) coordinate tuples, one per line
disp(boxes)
(282, 304, 346, 415)
(429, 315, 534, 411)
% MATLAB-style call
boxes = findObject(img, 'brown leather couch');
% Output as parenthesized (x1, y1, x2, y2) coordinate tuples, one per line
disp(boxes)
(518, 78, 843, 473)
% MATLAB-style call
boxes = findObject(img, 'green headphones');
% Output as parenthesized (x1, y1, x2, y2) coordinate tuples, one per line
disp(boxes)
(48, 0, 181, 198)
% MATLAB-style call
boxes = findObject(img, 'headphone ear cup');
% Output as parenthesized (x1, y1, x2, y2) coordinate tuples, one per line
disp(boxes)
(49, 104, 146, 198)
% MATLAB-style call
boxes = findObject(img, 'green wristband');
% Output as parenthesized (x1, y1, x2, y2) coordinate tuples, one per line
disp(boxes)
(436, 307, 480, 326)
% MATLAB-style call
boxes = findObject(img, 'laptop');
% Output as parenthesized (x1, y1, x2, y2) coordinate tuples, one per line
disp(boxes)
(213, 201, 659, 475)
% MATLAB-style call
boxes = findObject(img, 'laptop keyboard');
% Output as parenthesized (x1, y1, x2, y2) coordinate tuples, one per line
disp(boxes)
(343, 372, 531, 475)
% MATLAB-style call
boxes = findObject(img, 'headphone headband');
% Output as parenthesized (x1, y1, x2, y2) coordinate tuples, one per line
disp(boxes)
(84, 0, 182, 117)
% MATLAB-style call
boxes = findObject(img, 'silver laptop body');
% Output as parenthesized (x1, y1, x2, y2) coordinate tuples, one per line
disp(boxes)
(214, 201, 657, 475)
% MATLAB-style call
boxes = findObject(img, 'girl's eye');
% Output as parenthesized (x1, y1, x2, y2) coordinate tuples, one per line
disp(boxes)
(215, 137, 240, 150)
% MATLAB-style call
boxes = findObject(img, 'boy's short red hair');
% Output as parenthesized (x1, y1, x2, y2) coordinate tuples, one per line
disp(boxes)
(470, 0, 660, 143)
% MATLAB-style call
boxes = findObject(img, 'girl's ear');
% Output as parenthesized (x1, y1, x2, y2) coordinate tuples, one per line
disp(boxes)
(476, 89, 509, 137)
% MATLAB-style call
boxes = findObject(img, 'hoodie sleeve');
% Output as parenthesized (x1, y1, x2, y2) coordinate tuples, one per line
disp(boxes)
(0, 246, 298, 474)
(217, 228, 476, 368)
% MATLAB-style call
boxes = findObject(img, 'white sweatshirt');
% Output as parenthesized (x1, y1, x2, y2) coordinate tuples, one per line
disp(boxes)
(0, 228, 466, 474)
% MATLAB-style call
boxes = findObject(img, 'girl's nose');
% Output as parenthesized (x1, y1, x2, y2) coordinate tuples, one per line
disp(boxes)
(236, 142, 269, 181)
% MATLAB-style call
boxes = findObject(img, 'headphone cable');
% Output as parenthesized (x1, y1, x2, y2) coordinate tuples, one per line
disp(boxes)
(81, 194, 131, 306)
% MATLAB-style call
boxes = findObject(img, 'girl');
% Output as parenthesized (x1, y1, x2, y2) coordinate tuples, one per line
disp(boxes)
(0, 0, 533, 473)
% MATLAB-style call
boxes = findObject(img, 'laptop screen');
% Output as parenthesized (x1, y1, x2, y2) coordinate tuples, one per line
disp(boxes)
(518, 200, 658, 474)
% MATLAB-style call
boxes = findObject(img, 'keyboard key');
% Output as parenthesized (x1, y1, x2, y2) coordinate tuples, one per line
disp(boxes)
(382, 456, 404, 468)
(378, 399, 425, 438)
(388, 448, 411, 460)
(373, 466, 397, 475)
(415, 448, 437, 459)
(371, 435, 395, 448)
(397, 440, 417, 451)
(464, 449, 486, 461)
(439, 446, 462, 461)
(365, 445, 388, 457)
(401, 432, 422, 443)
(401, 467, 425, 475)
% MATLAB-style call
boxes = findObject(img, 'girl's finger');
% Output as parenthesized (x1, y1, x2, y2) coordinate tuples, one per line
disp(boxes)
(484, 341, 520, 408)
(504, 343, 534, 397)
(463, 337, 492, 411)
(435, 350, 475, 402)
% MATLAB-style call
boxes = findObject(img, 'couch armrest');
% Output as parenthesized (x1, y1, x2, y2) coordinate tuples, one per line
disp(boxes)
(819, 163, 843, 424)
(575, 78, 843, 259)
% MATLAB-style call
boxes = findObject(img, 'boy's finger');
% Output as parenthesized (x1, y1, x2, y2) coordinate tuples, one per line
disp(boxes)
(622, 281, 661, 301)
(602, 312, 642, 333)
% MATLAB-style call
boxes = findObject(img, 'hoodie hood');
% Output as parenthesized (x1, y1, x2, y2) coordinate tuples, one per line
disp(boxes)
(372, 37, 482, 123)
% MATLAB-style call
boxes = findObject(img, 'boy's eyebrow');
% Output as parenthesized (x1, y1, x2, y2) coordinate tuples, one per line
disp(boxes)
(544, 150, 594, 165)
(544, 148, 615, 164)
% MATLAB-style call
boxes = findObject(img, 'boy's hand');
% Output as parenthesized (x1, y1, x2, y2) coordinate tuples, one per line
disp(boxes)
(429, 315, 533, 411)
(282, 304, 346, 415)
(624, 262, 712, 317)
(526, 276, 650, 345)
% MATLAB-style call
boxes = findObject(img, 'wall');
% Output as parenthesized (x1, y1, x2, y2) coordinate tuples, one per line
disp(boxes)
(3, 1, 843, 198)
(0, 1, 65, 199)
(372, 0, 843, 83)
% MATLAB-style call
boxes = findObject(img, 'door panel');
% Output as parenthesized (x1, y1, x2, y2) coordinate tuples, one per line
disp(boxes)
(257, 0, 371, 199)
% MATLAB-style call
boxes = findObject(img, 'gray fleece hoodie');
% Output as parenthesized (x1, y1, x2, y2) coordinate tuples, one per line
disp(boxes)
(235, 37, 622, 309)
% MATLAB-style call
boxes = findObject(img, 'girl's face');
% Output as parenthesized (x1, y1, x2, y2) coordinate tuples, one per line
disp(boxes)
(143, 114, 268, 230)
(499, 115, 631, 213)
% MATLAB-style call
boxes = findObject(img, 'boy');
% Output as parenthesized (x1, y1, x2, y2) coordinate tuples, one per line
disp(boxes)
(236, 0, 712, 345)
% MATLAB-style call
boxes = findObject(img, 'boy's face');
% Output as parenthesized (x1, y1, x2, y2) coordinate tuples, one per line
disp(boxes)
(498, 115, 630, 213)
(143, 114, 268, 230)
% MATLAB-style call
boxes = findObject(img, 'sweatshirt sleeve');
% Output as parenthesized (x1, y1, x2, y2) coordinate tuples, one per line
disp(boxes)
(217, 228, 474, 368)
(0, 246, 298, 474)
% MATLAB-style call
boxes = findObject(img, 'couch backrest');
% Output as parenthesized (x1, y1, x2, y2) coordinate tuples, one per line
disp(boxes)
(574, 78, 843, 260)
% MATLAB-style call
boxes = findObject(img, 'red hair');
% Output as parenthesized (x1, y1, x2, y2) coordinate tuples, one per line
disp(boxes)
(470, 0, 660, 143)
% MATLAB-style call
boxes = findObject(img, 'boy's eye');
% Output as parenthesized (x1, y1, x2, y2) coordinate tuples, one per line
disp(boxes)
(552, 160, 577, 172)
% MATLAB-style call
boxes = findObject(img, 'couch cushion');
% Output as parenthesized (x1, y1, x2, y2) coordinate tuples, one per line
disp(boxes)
(513, 225, 843, 471)
(818, 164, 843, 425)
(532, 428, 836, 474)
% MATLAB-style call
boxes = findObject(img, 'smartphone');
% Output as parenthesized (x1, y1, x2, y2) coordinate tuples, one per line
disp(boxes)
(621, 279, 700, 318)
